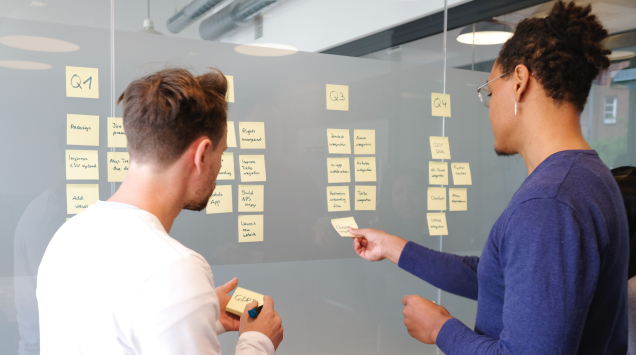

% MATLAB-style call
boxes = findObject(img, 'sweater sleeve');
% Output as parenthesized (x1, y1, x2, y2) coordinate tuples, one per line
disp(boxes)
(398, 241, 479, 300)
(436, 199, 599, 354)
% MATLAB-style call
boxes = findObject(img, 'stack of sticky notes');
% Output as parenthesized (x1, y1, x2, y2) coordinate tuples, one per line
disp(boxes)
(226, 287, 265, 316)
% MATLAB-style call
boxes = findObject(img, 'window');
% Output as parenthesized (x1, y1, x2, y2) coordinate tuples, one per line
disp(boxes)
(604, 96, 617, 124)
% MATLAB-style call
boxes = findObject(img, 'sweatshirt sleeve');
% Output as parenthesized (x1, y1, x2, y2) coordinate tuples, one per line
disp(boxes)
(436, 199, 598, 354)
(398, 241, 480, 300)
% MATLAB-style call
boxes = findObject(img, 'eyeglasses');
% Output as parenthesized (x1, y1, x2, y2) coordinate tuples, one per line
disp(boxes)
(476, 70, 513, 108)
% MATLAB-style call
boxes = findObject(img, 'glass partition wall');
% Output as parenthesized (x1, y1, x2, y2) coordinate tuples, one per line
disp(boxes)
(0, 1, 634, 354)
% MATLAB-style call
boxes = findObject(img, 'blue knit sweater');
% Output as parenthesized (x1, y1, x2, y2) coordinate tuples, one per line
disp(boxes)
(398, 150, 629, 354)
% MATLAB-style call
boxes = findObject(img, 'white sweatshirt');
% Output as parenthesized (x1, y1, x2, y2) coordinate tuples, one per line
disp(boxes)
(37, 201, 274, 355)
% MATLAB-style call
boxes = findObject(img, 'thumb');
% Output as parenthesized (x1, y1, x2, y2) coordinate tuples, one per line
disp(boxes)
(348, 227, 367, 237)
(218, 277, 238, 292)
(402, 295, 413, 306)
(241, 300, 259, 320)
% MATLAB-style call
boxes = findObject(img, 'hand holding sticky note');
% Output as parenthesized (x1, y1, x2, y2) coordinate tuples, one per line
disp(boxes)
(226, 287, 264, 316)
(331, 216, 358, 237)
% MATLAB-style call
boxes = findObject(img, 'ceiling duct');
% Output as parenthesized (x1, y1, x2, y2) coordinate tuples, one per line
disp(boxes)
(166, 0, 227, 34)
(199, 0, 283, 41)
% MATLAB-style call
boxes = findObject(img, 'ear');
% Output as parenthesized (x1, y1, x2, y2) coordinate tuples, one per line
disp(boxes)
(193, 137, 213, 175)
(513, 64, 531, 101)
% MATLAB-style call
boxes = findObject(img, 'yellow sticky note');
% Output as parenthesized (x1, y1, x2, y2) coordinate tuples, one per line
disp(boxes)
(429, 161, 448, 185)
(431, 93, 451, 117)
(327, 129, 351, 154)
(451, 163, 472, 185)
(66, 66, 99, 99)
(226, 287, 264, 316)
(427, 213, 448, 235)
(225, 75, 235, 103)
(327, 186, 350, 212)
(355, 185, 376, 211)
(66, 184, 99, 214)
(354, 157, 376, 182)
(239, 122, 266, 149)
(207, 185, 233, 214)
(238, 185, 264, 212)
(107, 152, 130, 182)
(218, 152, 235, 180)
(430, 136, 451, 159)
(238, 215, 264, 242)
(326, 84, 349, 111)
(66, 218, 71, 221)
(66, 150, 99, 180)
(67, 114, 99, 146)
(353, 129, 375, 155)
(449, 188, 467, 211)
(227, 121, 237, 148)
(327, 157, 351, 183)
(239, 155, 266, 182)
(428, 187, 447, 210)
(107, 117, 127, 148)
(331, 216, 359, 237)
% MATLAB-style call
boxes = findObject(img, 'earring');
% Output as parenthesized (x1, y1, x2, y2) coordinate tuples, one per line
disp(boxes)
(514, 97, 518, 115)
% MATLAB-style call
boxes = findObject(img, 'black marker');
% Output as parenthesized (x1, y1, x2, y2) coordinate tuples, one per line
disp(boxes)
(248, 305, 263, 318)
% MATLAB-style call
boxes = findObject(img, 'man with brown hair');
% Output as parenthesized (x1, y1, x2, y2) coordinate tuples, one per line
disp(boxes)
(37, 68, 283, 354)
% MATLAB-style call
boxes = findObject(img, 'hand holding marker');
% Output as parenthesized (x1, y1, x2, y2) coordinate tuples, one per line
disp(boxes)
(248, 305, 263, 318)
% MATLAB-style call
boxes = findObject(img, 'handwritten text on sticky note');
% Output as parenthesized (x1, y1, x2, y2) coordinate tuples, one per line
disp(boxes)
(327, 186, 350, 212)
(429, 161, 448, 185)
(238, 215, 264, 242)
(218, 152, 235, 180)
(353, 129, 375, 155)
(427, 213, 448, 235)
(327, 157, 351, 183)
(238, 185, 264, 212)
(66, 150, 99, 180)
(354, 157, 377, 182)
(226, 287, 264, 316)
(428, 187, 447, 211)
(449, 188, 467, 211)
(107, 152, 129, 182)
(355, 185, 376, 211)
(431, 93, 451, 117)
(326, 84, 349, 111)
(239, 122, 266, 149)
(207, 185, 233, 214)
(66, 184, 99, 214)
(327, 129, 351, 154)
(331, 216, 359, 237)
(430, 136, 451, 160)
(67, 114, 99, 146)
(451, 163, 472, 185)
(239, 155, 266, 182)
(107, 117, 127, 148)
(66, 66, 99, 99)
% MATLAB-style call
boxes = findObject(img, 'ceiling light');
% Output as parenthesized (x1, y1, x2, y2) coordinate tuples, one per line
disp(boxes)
(235, 43, 298, 57)
(608, 51, 636, 61)
(0, 35, 79, 52)
(0, 60, 51, 70)
(457, 21, 514, 45)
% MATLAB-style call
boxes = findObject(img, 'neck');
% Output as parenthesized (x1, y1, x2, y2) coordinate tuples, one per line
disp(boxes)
(517, 100, 591, 175)
(108, 162, 186, 233)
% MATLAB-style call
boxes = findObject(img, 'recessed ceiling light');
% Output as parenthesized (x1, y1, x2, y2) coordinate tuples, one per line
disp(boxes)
(608, 50, 636, 61)
(0, 60, 51, 70)
(235, 43, 298, 57)
(457, 21, 514, 45)
(0, 35, 79, 52)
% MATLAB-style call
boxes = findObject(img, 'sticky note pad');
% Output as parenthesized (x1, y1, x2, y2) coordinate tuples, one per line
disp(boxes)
(239, 155, 266, 182)
(326, 84, 349, 111)
(327, 157, 351, 183)
(355, 185, 376, 211)
(66, 150, 99, 180)
(107, 117, 127, 148)
(67, 114, 99, 146)
(429, 161, 448, 185)
(226, 287, 264, 316)
(207, 185, 233, 214)
(428, 187, 447, 210)
(449, 188, 467, 211)
(353, 129, 375, 155)
(431, 93, 451, 117)
(107, 152, 130, 182)
(427, 213, 448, 235)
(218, 152, 235, 180)
(66, 66, 99, 99)
(430, 136, 451, 159)
(227, 121, 237, 148)
(451, 163, 472, 185)
(331, 216, 358, 237)
(327, 129, 351, 154)
(238, 215, 264, 242)
(327, 186, 350, 212)
(238, 185, 264, 212)
(225, 75, 235, 103)
(239, 122, 266, 149)
(66, 184, 99, 214)
(354, 157, 376, 182)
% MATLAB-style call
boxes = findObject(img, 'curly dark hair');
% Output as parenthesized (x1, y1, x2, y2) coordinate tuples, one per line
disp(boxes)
(498, 0, 611, 112)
